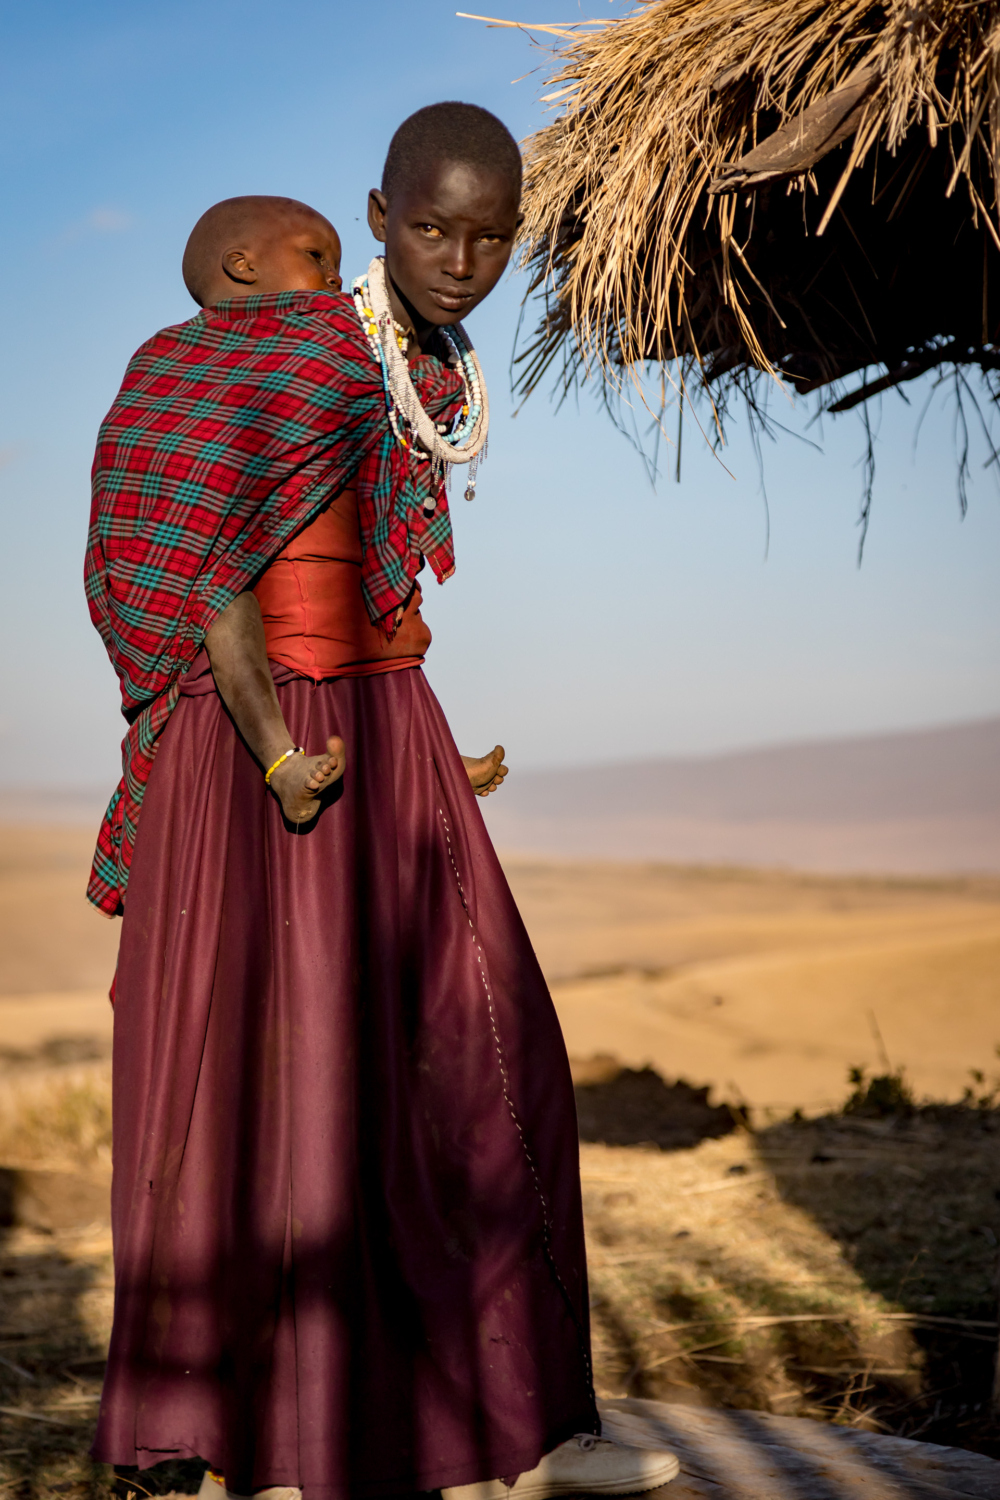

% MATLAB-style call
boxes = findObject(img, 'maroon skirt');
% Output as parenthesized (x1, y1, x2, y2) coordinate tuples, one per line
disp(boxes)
(92, 658, 595, 1499)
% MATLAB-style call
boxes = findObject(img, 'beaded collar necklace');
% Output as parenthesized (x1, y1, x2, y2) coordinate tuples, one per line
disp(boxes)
(352, 257, 489, 508)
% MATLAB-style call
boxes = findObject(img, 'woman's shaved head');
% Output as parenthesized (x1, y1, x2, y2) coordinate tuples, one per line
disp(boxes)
(182, 196, 342, 307)
(381, 103, 521, 203)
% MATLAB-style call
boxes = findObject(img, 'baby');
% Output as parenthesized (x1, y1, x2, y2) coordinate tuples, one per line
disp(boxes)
(183, 194, 507, 820)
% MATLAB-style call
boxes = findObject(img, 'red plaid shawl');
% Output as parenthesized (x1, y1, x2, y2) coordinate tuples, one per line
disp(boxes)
(85, 289, 463, 916)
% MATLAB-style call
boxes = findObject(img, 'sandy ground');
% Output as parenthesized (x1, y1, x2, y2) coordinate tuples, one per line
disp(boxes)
(502, 860, 1000, 1112)
(2, 825, 999, 1115)
(0, 827, 119, 997)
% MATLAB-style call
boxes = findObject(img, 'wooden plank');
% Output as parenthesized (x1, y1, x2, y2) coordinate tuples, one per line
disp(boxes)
(598, 1398, 1000, 1499)
(704, 67, 879, 197)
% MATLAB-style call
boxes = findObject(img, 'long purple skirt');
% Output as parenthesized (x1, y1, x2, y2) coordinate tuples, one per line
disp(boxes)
(92, 657, 595, 1499)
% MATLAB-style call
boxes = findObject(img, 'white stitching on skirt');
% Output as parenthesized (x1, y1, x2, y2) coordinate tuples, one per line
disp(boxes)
(437, 803, 595, 1397)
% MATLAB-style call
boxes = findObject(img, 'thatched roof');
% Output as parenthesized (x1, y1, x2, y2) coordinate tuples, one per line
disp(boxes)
(471, 1, 1000, 421)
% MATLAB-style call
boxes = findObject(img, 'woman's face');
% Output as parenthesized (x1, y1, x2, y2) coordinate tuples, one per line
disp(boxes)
(368, 159, 520, 330)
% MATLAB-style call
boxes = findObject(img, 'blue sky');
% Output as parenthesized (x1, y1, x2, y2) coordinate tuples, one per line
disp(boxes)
(0, 0, 997, 788)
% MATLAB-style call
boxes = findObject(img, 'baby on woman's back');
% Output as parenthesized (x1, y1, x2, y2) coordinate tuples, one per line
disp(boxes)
(179, 195, 506, 821)
(183, 195, 352, 820)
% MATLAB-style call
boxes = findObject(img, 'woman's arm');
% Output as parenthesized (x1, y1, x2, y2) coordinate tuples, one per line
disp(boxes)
(204, 592, 345, 822)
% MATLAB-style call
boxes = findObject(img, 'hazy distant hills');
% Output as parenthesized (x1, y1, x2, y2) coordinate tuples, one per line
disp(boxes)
(481, 718, 1000, 875)
(2, 718, 997, 875)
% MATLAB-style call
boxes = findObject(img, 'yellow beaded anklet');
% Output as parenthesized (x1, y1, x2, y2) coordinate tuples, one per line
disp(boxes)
(264, 746, 305, 785)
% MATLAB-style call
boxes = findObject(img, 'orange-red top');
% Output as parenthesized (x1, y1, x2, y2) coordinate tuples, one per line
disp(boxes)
(253, 487, 430, 681)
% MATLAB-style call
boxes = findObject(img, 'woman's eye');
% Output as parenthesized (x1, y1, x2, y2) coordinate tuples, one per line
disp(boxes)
(419, 225, 444, 238)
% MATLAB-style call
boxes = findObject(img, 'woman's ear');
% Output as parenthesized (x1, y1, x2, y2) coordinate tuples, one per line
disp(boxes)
(221, 247, 258, 286)
(367, 189, 388, 243)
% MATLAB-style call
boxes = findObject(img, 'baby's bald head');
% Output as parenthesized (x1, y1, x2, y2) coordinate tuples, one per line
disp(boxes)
(182, 195, 342, 307)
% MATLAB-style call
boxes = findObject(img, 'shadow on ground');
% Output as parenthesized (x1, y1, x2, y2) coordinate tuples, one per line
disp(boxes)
(756, 1078, 1000, 1457)
(574, 1057, 1000, 1460)
(0, 1166, 206, 1500)
(572, 1055, 743, 1150)
(0, 1170, 109, 1500)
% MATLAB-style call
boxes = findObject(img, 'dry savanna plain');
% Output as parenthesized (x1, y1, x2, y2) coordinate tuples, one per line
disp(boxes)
(1, 822, 1000, 1496)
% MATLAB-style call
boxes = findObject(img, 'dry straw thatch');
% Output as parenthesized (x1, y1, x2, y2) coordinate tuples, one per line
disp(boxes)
(471, 1, 1000, 436)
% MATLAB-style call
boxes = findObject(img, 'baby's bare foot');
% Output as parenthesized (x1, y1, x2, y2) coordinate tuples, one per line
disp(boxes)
(461, 746, 508, 798)
(269, 736, 346, 823)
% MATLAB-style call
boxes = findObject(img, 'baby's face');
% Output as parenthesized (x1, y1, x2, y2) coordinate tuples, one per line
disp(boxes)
(238, 211, 343, 296)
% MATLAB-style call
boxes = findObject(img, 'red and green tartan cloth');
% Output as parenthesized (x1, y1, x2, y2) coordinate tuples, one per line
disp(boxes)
(85, 288, 463, 916)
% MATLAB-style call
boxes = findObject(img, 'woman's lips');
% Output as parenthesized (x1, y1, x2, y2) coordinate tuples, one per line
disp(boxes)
(429, 289, 474, 312)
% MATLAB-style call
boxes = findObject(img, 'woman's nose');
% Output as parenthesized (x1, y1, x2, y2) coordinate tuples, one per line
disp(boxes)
(442, 240, 474, 280)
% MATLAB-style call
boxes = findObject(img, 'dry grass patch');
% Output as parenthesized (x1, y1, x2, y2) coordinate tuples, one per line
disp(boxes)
(0, 1066, 111, 1175)
(2, 1058, 1000, 1498)
(0, 1068, 114, 1500)
(0, 1223, 113, 1500)
(580, 1069, 1000, 1456)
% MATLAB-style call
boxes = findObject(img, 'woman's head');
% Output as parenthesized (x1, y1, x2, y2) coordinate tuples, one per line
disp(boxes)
(368, 102, 522, 332)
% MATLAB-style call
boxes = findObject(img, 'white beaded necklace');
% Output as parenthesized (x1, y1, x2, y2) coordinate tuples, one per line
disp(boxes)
(352, 257, 489, 507)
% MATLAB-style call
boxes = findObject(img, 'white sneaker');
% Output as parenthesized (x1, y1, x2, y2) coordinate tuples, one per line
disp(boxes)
(196, 1469, 301, 1500)
(443, 1433, 680, 1500)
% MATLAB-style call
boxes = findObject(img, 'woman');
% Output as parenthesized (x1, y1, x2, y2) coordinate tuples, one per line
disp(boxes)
(90, 104, 676, 1500)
